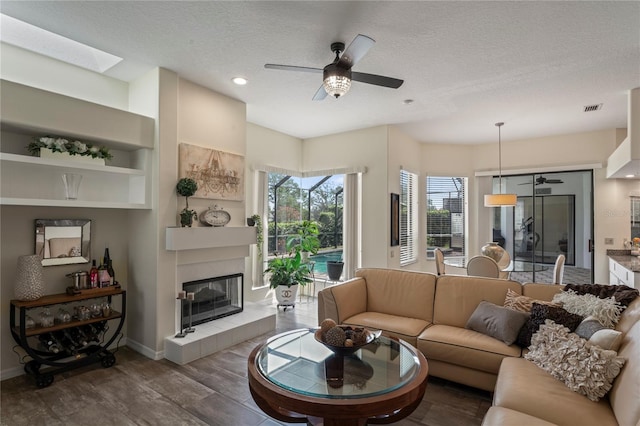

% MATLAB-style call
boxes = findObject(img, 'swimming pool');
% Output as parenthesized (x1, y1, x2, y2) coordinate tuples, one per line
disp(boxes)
(310, 250, 343, 274)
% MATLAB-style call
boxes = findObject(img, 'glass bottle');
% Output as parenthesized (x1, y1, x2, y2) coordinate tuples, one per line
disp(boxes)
(98, 261, 110, 288)
(107, 259, 115, 285)
(38, 308, 54, 328)
(89, 260, 99, 288)
(38, 333, 61, 354)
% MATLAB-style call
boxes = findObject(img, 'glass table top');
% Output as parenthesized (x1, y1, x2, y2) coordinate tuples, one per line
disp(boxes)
(443, 257, 549, 272)
(255, 328, 422, 399)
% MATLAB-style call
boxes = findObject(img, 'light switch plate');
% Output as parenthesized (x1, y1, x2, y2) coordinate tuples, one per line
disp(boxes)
(604, 238, 614, 245)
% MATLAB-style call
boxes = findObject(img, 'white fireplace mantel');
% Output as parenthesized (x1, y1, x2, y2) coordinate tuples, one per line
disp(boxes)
(165, 226, 257, 251)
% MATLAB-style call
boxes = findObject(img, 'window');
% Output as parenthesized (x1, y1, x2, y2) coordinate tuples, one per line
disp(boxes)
(400, 170, 418, 265)
(267, 172, 344, 270)
(426, 177, 467, 259)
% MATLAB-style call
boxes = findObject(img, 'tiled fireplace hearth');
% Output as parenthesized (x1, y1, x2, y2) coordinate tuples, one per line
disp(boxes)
(164, 226, 275, 365)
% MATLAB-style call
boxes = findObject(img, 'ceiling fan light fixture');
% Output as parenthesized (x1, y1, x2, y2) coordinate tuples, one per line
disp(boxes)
(485, 122, 517, 208)
(323, 64, 351, 98)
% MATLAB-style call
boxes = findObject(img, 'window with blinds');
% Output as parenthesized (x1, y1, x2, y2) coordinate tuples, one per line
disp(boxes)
(426, 176, 467, 259)
(400, 170, 418, 265)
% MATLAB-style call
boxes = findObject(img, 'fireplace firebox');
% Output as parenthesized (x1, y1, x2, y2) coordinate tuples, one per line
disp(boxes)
(181, 273, 243, 326)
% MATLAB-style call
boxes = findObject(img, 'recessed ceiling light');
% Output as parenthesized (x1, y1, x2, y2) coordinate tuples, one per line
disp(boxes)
(0, 13, 122, 73)
(626, 174, 635, 178)
(403, 99, 414, 105)
(232, 77, 248, 86)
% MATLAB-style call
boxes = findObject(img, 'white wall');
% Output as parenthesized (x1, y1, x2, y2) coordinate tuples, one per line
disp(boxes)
(303, 126, 389, 268)
(0, 42, 129, 110)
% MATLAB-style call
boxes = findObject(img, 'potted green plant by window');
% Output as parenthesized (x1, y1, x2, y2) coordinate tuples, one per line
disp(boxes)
(288, 220, 320, 261)
(176, 178, 198, 227)
(264, 220, 320, 308)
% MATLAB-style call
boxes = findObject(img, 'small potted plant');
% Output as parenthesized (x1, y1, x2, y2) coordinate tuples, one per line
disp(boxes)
(176, 177, 198, 227)
(288, 220, 320, 261)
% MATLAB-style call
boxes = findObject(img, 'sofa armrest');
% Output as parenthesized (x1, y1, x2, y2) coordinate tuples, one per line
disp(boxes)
(317, 277, 367, 325)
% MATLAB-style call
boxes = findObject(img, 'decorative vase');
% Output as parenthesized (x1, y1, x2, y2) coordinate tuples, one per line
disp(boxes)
(15, 255, 45, 301)
(327, 261, 344, 281)
(481, 242, 506, 263)
(247, 217, 256, 226)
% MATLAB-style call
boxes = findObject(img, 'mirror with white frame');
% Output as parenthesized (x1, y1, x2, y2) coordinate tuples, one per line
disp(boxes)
(35, 219, 91, 266)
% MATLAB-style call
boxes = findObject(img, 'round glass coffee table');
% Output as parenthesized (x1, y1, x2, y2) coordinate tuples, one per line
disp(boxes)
(248, 328, 429, 426)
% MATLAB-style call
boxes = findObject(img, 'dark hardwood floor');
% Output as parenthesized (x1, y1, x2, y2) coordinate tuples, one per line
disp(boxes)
(1, 298, 491, 425)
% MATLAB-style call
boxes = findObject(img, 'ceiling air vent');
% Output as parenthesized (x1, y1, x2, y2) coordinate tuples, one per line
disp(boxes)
(584, 104, 603, 112)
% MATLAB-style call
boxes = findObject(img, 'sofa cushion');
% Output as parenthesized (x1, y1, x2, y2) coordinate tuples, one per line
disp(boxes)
(516, 303, 582, 348)
(465, 301, 529, 345)
(418, 324, 521, 376)
(494, 357, 618, 426)
(552, 290, 623, 328)
(343, 312, 429, 346)
(616, 296, 640, 334)
(482, 407, 556, 426)
(433, 275, 523, 327)
(575, 316, 623, 351)
(525, 320, 625, 402)
(356, 268, 436, 322)
(522, 282, 564, 301)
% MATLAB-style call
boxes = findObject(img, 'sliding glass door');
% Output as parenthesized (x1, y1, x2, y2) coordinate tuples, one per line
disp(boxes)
(492, 170, 593, 284)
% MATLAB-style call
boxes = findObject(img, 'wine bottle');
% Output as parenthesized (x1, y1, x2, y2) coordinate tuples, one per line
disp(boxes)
(107, 259, 115, 285)
(89, 260, 99, 288)
(51, 331, 71, 354)
(79, 325, 100, 343)
(38, 333, 61, 354)
(98, 261, 110, 288)
(69, 327, 88, 347)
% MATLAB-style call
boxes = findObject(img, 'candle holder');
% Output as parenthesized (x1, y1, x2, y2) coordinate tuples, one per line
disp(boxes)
(175, 292, 187, 338)
(185, 292, 196, 333)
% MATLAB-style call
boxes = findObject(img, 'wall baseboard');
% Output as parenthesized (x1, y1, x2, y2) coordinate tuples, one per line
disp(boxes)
(125, 338, 164, 360)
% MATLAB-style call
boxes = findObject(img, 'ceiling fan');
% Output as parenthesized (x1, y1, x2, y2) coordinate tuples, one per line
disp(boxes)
(264, 34, 404, 100)
(519, 176, 565, 185)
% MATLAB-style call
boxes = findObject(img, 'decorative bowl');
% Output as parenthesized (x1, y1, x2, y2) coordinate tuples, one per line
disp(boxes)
(314, 326, 381, 356)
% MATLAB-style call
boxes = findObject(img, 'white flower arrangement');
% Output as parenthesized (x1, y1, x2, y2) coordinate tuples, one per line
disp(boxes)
(28, 136, 112, 160)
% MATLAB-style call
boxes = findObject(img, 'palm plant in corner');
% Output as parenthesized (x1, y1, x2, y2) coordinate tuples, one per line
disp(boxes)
(176, 177, 198, 227)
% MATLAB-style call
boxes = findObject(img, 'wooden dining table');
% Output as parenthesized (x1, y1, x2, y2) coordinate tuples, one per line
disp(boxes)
(443, 257, 548, 272)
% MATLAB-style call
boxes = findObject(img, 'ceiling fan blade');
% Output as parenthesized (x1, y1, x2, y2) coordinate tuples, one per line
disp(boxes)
(351, 72, 404, 89)
(312, 84, 328, 101)
(337, 34, 375, 69)
(264, 64, 323, 74)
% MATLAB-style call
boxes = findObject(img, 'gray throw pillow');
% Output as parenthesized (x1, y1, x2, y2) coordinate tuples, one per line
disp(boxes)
(465, 301, 530, 345)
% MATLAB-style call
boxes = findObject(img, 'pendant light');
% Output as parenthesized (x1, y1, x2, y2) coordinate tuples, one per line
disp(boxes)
(484, 122, 517, 207)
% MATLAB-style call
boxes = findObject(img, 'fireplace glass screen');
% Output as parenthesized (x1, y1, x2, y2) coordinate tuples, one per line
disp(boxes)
(182, 273, 243, 326)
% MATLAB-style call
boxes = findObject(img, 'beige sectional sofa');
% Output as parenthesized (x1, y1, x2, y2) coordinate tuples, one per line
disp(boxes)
(317, 268, 640, 426)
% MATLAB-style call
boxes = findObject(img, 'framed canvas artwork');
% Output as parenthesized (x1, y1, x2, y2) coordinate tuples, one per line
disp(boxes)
(179, 143, 245, 201)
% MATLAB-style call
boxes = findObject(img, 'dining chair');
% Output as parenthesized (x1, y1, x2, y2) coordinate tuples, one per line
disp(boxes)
(434, 248, 446, 276)
(496, 250, 511, 280)
(466, 255, 500, 278)
(553, 254, 566, 284)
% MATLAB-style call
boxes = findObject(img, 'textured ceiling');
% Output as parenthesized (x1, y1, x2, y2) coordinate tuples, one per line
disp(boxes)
(1, 1, 638, 144)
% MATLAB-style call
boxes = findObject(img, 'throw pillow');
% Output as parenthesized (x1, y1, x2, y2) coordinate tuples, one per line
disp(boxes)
(589, 329, 623, 351)
(525, 320, 625, 402)
(563, 283, 639, 307)
(503, 288, 561, 313)
(552, 290, 623, 328)
(516, 303, 582, 348)
(465, 301, 530, 345)
(574, 316, 606, 339)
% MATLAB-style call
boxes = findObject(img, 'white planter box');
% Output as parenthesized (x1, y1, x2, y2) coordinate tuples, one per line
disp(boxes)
(40, 148, 105, 166)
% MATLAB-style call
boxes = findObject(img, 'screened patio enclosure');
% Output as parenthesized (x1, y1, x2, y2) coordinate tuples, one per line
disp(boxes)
(268, 173, 344, 256)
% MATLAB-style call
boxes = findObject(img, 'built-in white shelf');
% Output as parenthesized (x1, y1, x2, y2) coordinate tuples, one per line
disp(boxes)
(165, 226, 257, 251)
(0, 152, 149, 209)
(0, 80, 154, 150)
